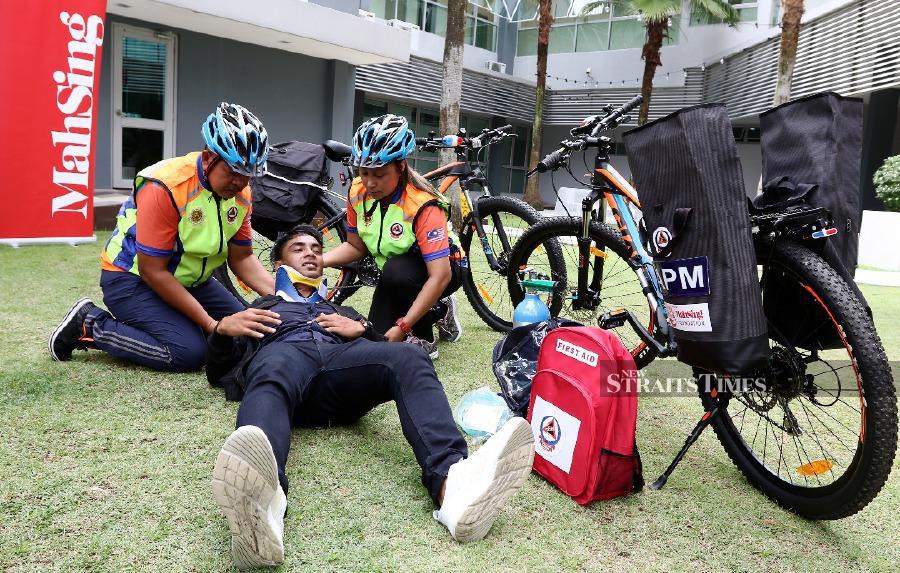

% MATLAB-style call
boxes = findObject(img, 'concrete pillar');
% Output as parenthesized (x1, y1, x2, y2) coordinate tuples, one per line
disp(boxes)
(860, 88, 899, 211)
(326, 60, 357, 181)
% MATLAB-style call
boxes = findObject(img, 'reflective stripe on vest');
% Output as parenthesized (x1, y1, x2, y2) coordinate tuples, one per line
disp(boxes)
(100, 152, 252, 287)
(348, 178, 457, 269)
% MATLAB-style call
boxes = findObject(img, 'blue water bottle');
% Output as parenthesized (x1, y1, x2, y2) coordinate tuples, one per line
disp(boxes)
(513, 275, 555, 328)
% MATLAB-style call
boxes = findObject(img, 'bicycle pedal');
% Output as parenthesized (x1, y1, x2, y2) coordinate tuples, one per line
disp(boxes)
(599, 308, 629, 329)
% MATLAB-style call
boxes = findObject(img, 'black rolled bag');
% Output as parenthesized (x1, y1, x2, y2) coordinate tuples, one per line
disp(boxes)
(250, 141, 329, 241)
(757, 92, 867, 350)
(623, 103, 769, 374)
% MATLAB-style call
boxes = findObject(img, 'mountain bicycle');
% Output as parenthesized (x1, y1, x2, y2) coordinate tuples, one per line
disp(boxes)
(507, 95, 897, 519)
(415, 125, 564, 331)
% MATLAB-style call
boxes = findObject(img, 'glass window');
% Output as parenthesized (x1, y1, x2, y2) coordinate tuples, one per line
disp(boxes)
(424, 2, 448, 35)
(576, 20, 609, 52)
(517, 27, 538, 56)
(609, 17, 644, 50)
(397, 0, 422, 26)
(612, 0, 638, 17)
(508, 170, 526, 195)
(122, 37, 166, 120)
(370, 0, 397, 19)
(475, 17, 495, 50)
(692, 1, 757, 26)
(511, 125, 530, 166)
(362, 99, 388, 120)
(745, 127, 761, 142)
(465, 14, 475, 44)
(739, 7, 757, 22)
(514, 0, 539, 22)
(549, 25, 576, 54)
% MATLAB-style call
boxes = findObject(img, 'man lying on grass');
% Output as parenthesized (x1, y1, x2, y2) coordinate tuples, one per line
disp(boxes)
(206, 224, 534, 569)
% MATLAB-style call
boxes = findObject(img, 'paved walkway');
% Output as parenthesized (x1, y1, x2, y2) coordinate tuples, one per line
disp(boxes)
(855, 269, 900, 288)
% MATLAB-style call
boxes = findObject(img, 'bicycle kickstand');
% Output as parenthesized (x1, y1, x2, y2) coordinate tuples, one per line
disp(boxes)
(649, 406, 719, 490)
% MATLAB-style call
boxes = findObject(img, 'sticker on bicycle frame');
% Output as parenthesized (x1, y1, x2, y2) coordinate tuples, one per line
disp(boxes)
(665, 302, 713, 332)
(652, 227, 672, 251)
(656, 256, 710, 298)
(531, 396, 580, 473)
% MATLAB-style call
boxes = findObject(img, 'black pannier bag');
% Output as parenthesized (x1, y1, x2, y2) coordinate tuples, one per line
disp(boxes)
(251, 141, 328, 241)
(623, 104, 768, 374)
(758, 92, 867, 350)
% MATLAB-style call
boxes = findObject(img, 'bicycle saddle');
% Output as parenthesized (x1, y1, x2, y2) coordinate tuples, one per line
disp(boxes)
(322, 140, 351, 162)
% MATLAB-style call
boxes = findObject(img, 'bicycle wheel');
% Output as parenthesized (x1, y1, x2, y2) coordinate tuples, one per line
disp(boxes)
(506, 216, 658, 369)
(459, 195, 555, 332)
(699, 238, 897, 519)
(212, 194, 356, 304)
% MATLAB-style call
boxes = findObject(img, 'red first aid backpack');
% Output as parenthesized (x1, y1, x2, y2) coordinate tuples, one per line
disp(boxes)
(527, 326, 643, 505)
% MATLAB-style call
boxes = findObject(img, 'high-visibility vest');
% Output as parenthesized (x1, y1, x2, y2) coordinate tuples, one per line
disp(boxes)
(348, 178, 459, 269)
(101, 152, 251, 287)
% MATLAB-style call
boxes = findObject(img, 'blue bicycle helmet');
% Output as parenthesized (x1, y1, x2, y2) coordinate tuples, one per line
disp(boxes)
(201, 102, 269, 176)
(351, 114, 416, 168)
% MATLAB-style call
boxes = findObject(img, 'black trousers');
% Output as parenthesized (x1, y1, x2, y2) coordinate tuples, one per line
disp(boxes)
(235, 338, 468, 504)
(368, 252, 462, 342)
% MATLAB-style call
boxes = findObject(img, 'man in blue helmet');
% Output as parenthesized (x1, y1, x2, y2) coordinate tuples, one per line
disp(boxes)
(49, 102, 279, 372)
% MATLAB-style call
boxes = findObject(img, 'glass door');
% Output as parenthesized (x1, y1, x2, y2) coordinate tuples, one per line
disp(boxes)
(112, 24, 175, 188)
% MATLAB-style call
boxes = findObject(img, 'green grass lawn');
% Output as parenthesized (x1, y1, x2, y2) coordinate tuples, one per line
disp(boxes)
(1, 234, 898, 572)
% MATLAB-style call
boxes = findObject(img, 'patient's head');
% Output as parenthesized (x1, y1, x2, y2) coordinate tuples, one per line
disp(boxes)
(271, 224, 324, 278)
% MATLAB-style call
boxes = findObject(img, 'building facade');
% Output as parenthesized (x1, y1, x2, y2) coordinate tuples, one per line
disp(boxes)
(93, 0, 899, 213)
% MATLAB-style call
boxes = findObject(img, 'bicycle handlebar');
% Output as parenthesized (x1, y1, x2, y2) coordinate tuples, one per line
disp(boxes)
(416, 124, 514, 151)
(528, 95, 643, 176)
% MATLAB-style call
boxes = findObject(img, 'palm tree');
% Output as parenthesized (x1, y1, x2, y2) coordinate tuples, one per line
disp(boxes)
(773, 0, 805, 105)
(581, 0, 738, 125)
(523, 0, 554, 209)
(439, 0, 469, 230)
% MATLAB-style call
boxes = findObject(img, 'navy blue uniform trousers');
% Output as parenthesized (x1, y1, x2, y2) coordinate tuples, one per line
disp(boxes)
(236, 338, 468, 504)
(85, 270, 245, 372)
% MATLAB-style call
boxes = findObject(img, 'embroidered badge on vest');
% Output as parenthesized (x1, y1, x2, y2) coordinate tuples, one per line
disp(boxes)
(226, 206, 238, 224)
(389, 222, 403, 239)
(189, 208, 205, 225)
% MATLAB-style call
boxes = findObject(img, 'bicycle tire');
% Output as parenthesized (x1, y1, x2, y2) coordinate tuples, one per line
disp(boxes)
(212, 194, 357, 304)
(699, 237, 897, 519)
(459, 195, 555, 332)
(506, 216, 658, 369)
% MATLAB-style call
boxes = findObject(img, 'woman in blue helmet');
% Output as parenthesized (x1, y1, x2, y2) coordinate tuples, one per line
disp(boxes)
(324, 114, 464, 359)
(49, 102, 283, 372)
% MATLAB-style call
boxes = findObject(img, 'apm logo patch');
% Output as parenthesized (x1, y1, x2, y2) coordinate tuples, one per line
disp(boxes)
(656, 256, 710, 298)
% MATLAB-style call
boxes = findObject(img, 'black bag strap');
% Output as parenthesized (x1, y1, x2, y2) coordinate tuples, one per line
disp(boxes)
(647, 206, 693, 259)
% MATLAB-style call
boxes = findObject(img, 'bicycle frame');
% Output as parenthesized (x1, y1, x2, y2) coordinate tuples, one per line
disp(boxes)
(575, 140, 676, 357)
(422, 150, 515, 273)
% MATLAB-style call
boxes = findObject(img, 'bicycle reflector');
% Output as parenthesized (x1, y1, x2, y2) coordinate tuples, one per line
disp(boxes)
(811, 227, 838, 239)
(441, 135, 464, 147)
(796, 459, 833, 476)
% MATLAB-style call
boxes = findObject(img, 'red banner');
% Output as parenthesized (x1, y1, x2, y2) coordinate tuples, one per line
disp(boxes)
(0, 0, 106, 244)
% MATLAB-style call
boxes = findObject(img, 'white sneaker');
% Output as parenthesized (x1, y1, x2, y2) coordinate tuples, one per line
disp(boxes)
(212, 426, 287, 569)
(433, 417, 535, 543)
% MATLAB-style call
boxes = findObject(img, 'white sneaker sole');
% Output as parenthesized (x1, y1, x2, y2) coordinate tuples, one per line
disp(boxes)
(48, 297, 92, 361)
(212, 426, 285, 569)
(452, 417, 535, 543)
